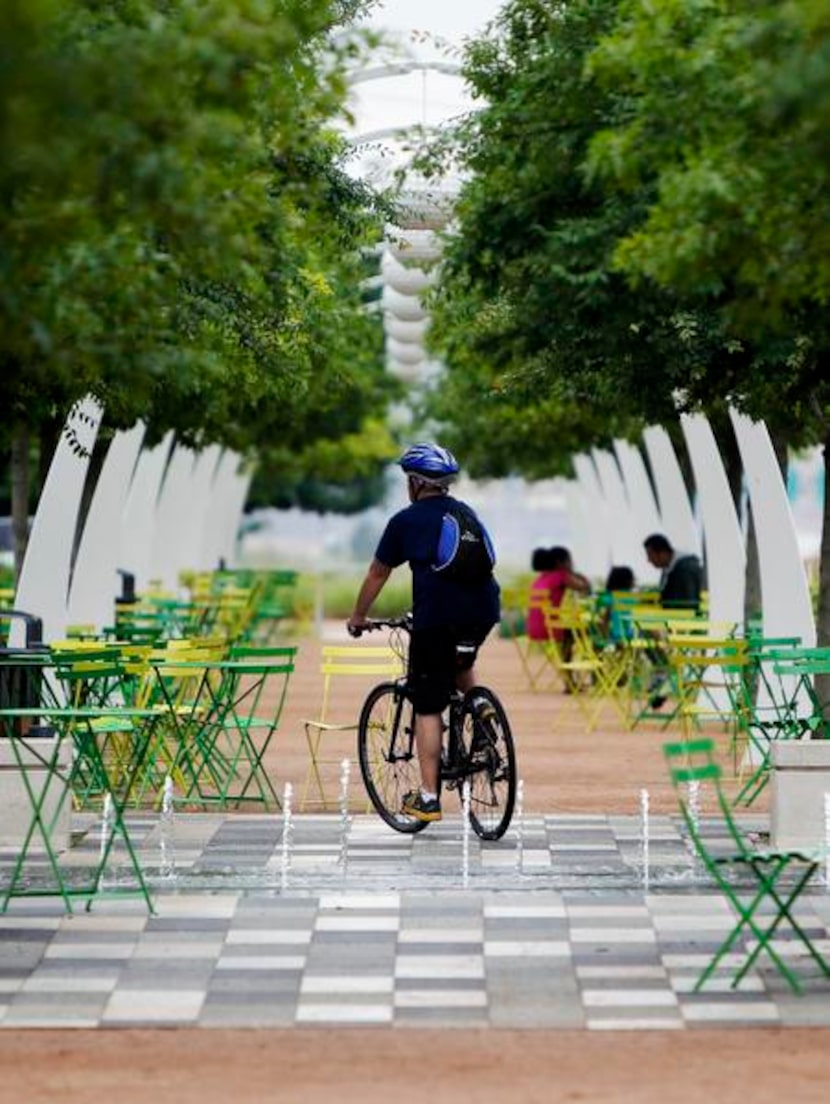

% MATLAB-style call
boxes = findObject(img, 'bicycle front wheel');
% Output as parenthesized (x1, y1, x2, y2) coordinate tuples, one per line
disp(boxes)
(459, 687, 517, 841)
(358, 682, 427, 834)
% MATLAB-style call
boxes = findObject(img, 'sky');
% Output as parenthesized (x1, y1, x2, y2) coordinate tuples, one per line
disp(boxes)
(360, 0, 504, 40)
(346, 0, 505, 169)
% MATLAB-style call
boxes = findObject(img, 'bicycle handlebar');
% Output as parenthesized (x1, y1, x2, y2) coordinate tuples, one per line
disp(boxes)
(347, 615, 412, 638)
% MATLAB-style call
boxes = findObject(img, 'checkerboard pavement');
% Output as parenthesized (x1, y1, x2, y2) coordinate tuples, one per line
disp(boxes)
(2, 812, 830, 1028)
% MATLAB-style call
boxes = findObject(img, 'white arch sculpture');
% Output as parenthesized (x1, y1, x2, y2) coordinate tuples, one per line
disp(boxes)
(613, 438, 662, 585)
(11, 395, 103, 645)
(149, 443, 196, 591)
(642, 425, 700, 556)
(680, 413, 745, 625)
(180, 445, 223, 575)
(200, 450, 238, 570)
(572, 453, 612, 581)
(592, 448, 644, 577)
(119, 431, 174, 592)
(730, 409, 815, 647)
(67, 421, 145, 633)
(561, 480, 598, 582)
(218, 461, 253, 567)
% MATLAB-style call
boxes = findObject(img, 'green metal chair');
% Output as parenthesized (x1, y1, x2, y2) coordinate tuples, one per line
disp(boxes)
(733, 644, 827, 807)
(664, 736, 830, 994)
(148, 644, 298, 810)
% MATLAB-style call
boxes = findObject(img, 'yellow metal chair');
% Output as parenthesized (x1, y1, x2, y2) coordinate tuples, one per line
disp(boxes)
(507, 588, 567, 692)
(300, 645, 404, 811)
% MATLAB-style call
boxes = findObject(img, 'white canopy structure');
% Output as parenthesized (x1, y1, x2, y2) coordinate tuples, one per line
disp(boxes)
(345, 2, 503, 392)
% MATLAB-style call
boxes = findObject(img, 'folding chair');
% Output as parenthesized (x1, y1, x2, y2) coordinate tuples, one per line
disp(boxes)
(626, 614, 737, 729)
(552, 603, 630, 731)
(498, 586, 561, 693)
(664, 737, 830, 993)
(300, 645, 404, 811)
(177, 644, 298, 810)
(733, 644, 826, 808)
(665, 635, 748, 739)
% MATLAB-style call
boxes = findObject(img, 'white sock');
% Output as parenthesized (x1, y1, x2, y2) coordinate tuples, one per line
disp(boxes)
(421, 790, 438, 803)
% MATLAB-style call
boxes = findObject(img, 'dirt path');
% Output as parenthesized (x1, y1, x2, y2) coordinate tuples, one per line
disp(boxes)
(2, 1027, 829, 1103)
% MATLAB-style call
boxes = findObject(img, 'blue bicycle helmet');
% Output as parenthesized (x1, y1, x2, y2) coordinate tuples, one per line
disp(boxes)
(398, 442, 460, 481)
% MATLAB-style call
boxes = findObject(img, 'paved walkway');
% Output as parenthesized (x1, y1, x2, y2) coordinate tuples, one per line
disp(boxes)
(2, 810, 830, 1028)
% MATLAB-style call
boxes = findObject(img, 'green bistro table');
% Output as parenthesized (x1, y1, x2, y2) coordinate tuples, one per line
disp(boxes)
(0, 704, 166, 914)
(147, 648, 297, 811)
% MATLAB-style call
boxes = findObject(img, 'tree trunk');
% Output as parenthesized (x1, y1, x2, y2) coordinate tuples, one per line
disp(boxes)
(815, 431, 830, 717)
(10, 420, 30, 583)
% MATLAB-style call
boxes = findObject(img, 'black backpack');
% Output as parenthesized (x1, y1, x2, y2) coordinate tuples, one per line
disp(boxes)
(432, 500, 496, 585)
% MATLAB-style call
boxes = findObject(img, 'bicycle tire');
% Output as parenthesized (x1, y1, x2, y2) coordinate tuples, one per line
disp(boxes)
(357, 682, 428, 834)
(457, 686, 516, 841)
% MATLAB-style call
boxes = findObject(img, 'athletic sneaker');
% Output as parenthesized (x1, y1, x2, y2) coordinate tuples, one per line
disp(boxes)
(401, 790, 442, 822)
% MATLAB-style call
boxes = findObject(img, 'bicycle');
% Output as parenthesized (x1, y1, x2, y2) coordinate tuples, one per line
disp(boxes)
(352, 616, 517, 840)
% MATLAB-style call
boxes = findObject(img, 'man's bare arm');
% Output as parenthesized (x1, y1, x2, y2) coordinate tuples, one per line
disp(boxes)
(347, 559, 393, 633)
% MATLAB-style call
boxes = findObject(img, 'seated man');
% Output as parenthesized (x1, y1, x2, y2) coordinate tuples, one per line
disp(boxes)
(643, 533, 703, 706)
(644, 533, 702, 611)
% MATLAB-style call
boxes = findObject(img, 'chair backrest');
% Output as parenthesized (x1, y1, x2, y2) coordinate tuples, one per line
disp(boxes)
(316, 644, 404, 724)
(666, 619, 739, 639)
(664, 736, 745, 856)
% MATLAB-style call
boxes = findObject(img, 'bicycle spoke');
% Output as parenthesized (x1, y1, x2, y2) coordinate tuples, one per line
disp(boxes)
(457, 687, 516, 840)
(358, 683, 426, 834)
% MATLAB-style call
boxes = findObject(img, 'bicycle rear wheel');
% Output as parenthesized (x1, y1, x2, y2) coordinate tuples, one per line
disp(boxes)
(458, 687, 516, 841)
(358, 682, 428, 834)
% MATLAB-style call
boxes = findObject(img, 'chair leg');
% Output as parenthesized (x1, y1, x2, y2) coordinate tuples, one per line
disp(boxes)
(301, 726, 329, 811)
(699, 857, 829, 994)
(735, 859, 830, 988)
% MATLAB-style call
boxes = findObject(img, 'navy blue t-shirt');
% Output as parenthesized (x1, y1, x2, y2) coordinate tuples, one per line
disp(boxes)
(374, 495, 501, 631)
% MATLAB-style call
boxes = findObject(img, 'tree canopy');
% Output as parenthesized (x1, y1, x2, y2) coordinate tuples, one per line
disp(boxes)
(1, 0, 397, 522)
(416, 0, 830, 636)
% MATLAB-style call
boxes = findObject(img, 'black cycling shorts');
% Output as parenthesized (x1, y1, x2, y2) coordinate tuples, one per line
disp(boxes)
(408, 623, 493, 715)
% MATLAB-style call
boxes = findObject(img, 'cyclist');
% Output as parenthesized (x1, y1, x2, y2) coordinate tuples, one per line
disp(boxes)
(347, 442, 500, 823)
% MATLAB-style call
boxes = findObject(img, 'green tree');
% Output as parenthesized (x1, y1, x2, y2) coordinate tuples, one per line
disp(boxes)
(586, 0, 830, 641)
(420, 0, 753, 484)
(1, 0, 392, 575)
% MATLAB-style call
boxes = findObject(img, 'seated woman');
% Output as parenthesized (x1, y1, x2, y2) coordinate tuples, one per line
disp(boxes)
(525, 548, 592, 686)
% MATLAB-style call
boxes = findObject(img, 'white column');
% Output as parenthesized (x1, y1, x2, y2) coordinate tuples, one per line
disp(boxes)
(680, 413, 745, 625)
(642, 424, 700, 556)
(150, 443, 196, 591)
(592, 447, 644, 577)
(11, 395, 103, 644)
(220, 463, 254, 567)
(119, 431, 174, 592)
(614, 438, 662, 585)
(560, 479, 594, 582)
(572, 453, 612, 581)
(730, 408, 815, 648)
(67, 422, 145, 633)
(200, 450, 239, 570)
(187, 445, 223, 573)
